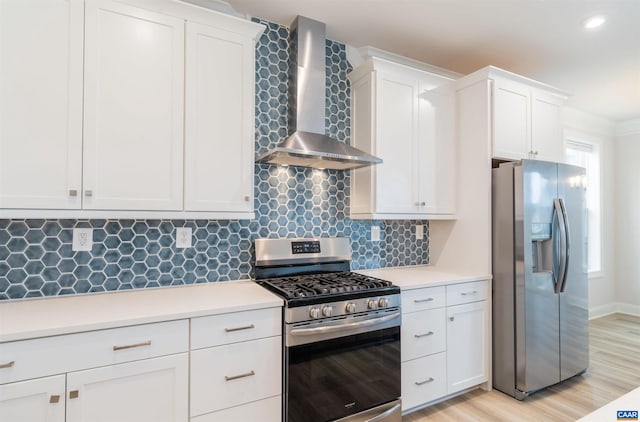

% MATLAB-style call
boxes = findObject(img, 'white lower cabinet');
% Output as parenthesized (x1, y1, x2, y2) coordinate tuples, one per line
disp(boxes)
(401, 353, 447, 410)
(190, 396, 281, 422)
(0, 375, 66, 422)
(401, 280, 489, 414)
(0, 320, 189, 422)
(446, 301, 489, 393)
(190, 336, 281, 417)
(66, 354, 188, 422)
(190, 308, 282, 421)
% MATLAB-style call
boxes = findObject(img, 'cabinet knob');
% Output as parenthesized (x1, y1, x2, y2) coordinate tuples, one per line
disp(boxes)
(69, 189, 78, 197)
(69, 390, 79, 399)
(244, 196, 250, 202)
(449, 316, 455, 321)
(534, 151, 539, 155)
(415, 202, 426, 206)
(85, 190, 93, 197)
(49, 395, 61, 404)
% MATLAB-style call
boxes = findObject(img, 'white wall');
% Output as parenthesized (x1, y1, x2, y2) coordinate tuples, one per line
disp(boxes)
(563, 108, 617, 318)
(613, 119, 640, 317)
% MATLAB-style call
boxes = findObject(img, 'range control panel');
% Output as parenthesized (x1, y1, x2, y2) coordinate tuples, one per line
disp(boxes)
(291, 240, 321, 254)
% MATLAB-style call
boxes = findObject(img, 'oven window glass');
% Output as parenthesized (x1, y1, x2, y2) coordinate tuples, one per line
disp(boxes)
(286, 326, 400, 422)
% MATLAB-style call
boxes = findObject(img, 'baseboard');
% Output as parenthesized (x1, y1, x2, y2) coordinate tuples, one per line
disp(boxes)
(589, 303, 640, 319)
(615, 303, 640, 317)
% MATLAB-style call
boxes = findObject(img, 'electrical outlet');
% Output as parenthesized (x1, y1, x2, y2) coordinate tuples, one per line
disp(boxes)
(371, 226, 381, 242)
(415, 224, 424, 239)
(176, 227, 192, 248)
(72, 228, 93, 252)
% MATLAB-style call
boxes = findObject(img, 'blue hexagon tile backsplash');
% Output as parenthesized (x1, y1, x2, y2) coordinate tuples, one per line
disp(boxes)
(0, 19, 428, 300)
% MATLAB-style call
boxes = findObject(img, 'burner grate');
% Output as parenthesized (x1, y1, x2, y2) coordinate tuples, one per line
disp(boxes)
(260, 272, 394, 299)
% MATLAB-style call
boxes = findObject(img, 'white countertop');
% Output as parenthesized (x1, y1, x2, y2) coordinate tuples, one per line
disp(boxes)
(578, 386, 640, 421)
(0, 280, 283, 342)
(356, 265, 492, 290)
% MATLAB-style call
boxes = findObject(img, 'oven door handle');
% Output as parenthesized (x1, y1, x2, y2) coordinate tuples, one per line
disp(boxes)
(290, 312, 400, 336)
(366, 403, 402, 422)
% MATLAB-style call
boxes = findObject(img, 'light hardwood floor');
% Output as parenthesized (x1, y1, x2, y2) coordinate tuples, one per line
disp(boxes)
(403, 313, 640, 421)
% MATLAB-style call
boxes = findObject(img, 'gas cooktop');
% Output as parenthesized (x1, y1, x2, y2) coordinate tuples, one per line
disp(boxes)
(257, 271, 399, 306)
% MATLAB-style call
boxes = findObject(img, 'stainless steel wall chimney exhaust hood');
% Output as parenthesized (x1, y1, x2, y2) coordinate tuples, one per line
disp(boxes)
(255, 16, 382, 170)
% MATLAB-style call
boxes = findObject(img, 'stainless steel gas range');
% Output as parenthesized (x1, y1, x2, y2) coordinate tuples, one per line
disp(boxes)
(255, 237, 401, 422)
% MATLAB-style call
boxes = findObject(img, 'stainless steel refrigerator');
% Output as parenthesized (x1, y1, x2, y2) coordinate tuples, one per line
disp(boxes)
(492, 159, 589, 400)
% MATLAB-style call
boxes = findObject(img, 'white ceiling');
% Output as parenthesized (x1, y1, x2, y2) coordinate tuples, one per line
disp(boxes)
(227, 0, 640, 123)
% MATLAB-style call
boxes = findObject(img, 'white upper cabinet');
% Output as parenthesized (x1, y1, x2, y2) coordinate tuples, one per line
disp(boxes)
(83, 0, 185, 210)
(0, 0, 84, 209)
(349, 57, 456, 220)
(492, 78, 531, 161)
(0, 0, 263, 217)
(184, 22, 254, 214)
(531, 88, 565, 163)
(478, 68, 567, 163)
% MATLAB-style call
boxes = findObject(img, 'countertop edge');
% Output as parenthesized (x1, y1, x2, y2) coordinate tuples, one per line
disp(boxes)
(355, 265, 492, 290)
(0, 282, 284, 343)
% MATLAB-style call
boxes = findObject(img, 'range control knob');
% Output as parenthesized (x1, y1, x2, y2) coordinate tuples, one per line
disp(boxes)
(309, 307, 320, 319)
(367, 299, 378, 310)
(378, 298, 390, 308)
(322, 306, 333, 317)
(345, 303, 357, 313)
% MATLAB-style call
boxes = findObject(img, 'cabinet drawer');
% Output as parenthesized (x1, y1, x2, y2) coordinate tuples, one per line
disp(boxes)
(190, 336, 281, 416)
(401, 286, 445, 313)
(401, 308, 446, 361)
(191, 307, 281, 349)
(401, 352, 447, 411)
(191, 395, 281, 422)
(446, 280, 488, 306)
(0, 320, 188, 384)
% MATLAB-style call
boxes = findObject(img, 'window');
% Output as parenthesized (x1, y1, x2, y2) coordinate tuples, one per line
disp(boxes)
(566, 139, 601, 274)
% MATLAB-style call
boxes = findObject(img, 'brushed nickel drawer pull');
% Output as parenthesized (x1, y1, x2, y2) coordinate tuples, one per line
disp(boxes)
(460, 290, 478, 296)
(414, 298, 434, 303)
(49, 395, 60, 404)
(415, 377, 434, 386)
(69, 189, 78, 197)
(449, 316, 455, 321)
(414, 331, 434, 338)
(0, 361, 15, 369)
(225, 370, 255, 381)
(69, 390, 79, 399)
(112, 340, 152, 351)
(224, 324, 255, 333)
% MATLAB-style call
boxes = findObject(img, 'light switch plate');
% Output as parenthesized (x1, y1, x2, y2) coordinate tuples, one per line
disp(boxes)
(176, 227, 192, 248)
(415, 224, 424, 239)
(371, 226, 381, 242)
(72, 228, 93, 251)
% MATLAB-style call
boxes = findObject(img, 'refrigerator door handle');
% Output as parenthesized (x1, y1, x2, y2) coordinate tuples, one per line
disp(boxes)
(553, 198, 569, 294)
(558, 198, 571, 293)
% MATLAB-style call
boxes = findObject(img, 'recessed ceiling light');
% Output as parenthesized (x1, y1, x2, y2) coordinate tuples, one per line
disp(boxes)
(583, 15, 606, 29)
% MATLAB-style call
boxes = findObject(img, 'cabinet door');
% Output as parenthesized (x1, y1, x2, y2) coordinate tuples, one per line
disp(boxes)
(446, 301, 489, 394)
(0, 0, 83, 209)
(492, 78, 530, 160)
(0, 375, 65, 422)
(83, 0, 184, 210)
(418, 78, 456, 215)
(531, 89, 565, 163)
(375, 69, 420, 214)
(66, 353, 188, 422)
(184, 22, 254, 213)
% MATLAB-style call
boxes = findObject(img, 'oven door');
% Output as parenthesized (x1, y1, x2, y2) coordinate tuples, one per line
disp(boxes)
(285, 311, 401, 422)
